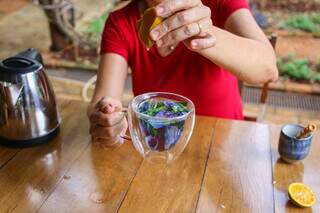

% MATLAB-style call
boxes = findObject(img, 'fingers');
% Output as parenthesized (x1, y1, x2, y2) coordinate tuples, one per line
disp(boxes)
(90, 110, 124, 127)
(151, 0, 215, 52)
(90, 117, 128, 147)
(88, 96, 128, 147)
(90, 96, 124, 127)
(156, 18, 213, 48)
(157, 22, 200, 47)
(155, 0, 200, 18)
(197, 18, 213, 36)
(90, 117, 127, 138)
(188, 34, 217, 50)
(150, 5, 210, 41)
(96, 97, 122, 113)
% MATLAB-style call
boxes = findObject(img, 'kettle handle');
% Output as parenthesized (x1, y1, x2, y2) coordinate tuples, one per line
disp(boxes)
(16, 48, 43, 65)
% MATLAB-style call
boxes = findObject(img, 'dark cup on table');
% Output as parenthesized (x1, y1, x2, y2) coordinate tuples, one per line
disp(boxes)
(278, 124, 313, 163)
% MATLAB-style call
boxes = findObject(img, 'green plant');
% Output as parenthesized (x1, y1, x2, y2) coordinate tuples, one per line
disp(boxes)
(277, 54, 320, 83)
(279, 14, 320, 33)
(316, 58, 320, 72)
(312, 14, 320, 25)
(84, 0, 114, 45)
(277, 54, 313, 81)
(311, 73, 320, 83)
(86, 12, 108, 35)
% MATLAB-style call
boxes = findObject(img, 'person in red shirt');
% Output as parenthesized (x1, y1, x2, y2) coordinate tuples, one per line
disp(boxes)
(88, 0, 278, 146)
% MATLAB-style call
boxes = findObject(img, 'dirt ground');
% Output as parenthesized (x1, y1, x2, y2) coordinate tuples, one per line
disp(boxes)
(0, 3, 51, 59)
(251, 0, 320, 11)
(0, 0, 29, 20)
(0, 0, 108, 60)
(276, 32, 320, 62)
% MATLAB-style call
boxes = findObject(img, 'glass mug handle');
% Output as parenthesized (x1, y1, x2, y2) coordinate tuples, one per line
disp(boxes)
(120, 108, 132, 142)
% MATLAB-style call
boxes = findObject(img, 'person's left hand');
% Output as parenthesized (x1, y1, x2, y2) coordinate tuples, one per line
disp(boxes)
(150, 0, 216, 50)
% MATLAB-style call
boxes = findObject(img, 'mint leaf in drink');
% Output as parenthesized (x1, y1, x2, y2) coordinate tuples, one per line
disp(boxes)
(139, 98, 189, 118)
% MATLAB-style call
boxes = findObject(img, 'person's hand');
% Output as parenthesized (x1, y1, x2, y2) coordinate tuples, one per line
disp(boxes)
(87, 97, 128, 147)
(150, 0, 216, 50)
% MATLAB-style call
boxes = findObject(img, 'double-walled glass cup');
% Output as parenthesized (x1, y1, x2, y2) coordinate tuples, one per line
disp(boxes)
(126, 92, 195, 164)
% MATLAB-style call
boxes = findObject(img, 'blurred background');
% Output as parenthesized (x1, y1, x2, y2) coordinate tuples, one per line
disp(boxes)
(0, 0, 319, 125)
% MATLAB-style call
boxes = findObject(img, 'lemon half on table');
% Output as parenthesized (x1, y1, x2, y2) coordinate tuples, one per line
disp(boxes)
(288, 183, 317, 208)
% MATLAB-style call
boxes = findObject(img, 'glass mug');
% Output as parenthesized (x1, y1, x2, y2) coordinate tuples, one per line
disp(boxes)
(118, 92, 195, 164)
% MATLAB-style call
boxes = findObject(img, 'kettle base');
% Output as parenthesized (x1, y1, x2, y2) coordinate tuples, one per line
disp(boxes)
(0, 127, 60, 148)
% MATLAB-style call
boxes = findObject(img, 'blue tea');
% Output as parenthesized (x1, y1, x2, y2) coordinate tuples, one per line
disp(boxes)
(138, 99, 189, 152)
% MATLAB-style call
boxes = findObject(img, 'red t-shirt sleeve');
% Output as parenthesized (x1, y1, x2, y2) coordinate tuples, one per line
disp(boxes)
(208, 0, 250, 28)
(100, 12, 129, 61)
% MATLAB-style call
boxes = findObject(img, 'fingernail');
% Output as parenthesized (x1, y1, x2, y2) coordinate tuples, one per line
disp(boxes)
(150, 30, 160, 40)
(157, 40, 163, 47)
(191, 41, 199, 49)
(156, 6, 165, 15)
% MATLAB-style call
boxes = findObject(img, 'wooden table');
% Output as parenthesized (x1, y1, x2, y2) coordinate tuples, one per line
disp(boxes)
(0, 100, 319, 213)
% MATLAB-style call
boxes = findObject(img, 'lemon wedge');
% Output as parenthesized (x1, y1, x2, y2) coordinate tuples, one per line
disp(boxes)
(137, 7, 163, 50)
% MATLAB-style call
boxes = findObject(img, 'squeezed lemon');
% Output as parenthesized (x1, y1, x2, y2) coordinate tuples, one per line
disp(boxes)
(137, 7, 163, 49)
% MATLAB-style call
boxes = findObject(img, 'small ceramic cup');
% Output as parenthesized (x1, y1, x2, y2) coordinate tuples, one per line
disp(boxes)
(278, 124, 313, 163)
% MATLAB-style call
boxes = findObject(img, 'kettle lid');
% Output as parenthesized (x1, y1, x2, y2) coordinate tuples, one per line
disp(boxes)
(0, 49, 42, 74)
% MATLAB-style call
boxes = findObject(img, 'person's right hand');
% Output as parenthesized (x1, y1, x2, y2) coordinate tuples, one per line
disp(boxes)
(87, 97, 128, 147)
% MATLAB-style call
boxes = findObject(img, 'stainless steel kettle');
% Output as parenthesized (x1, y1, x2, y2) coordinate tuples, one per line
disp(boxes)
(0, 48, 60, 147)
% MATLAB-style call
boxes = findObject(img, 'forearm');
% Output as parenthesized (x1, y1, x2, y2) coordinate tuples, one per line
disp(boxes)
(88, 54, 128, 114)
(197, 26, 278, 84)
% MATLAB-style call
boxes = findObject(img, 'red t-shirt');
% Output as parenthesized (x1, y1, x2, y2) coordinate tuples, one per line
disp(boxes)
(101, 0, 250, 120)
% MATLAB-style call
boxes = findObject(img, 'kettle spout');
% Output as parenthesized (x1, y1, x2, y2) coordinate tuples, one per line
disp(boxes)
(0, 82, 24, 108)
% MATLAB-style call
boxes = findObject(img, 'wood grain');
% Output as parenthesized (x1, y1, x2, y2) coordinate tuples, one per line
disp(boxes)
(118, 117, 217, 213)
(0, 100, 91, 213)
(0, 147, 19, 169)
(38, 141, 143, 213)
(270, 125, 320, 212)
(197, 119, 274, 212)
(2, 98, 319, 213)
